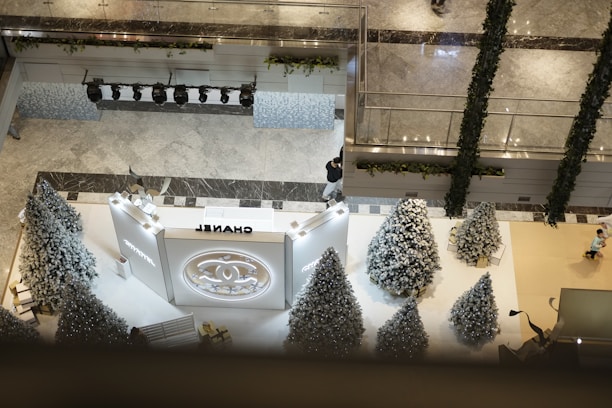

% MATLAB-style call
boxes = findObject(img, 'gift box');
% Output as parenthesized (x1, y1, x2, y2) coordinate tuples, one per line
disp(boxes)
(15, 283, 30, 293)
(18, 310, 38, 326)
(476, 256, 489, 268)
(17, 290, 34, 305)
(15, 304, 32, 315)
(8, 280, 20, 296)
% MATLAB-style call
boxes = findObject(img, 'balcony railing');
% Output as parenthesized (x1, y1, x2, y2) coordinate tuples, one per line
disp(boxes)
(354, 92, 612, 155)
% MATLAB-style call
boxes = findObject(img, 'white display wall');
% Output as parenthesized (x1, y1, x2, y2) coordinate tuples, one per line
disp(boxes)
(108, 193, 350, 310)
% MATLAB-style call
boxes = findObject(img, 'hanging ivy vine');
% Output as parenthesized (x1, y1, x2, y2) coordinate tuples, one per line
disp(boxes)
(444, 0, 515, 218)
(264, 55, 339, 77)
(544, 8, 612, 227)
(12, 35, 212, 57)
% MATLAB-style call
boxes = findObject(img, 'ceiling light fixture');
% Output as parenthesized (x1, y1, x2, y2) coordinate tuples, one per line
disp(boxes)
(132, 85, 142, 101)
(239, 84, 254, 108)
(173, 85, 189, 106)
(198, 85, 208, 103)
(152, 83, 167, 106)
(111, 84, 121, 100)
(220, 87, 230, 104)
(86, 82, 103, 103)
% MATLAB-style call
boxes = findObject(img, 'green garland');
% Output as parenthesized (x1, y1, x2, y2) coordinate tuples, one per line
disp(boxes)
(444, 0, 515, 218)
(355, 161, 504, 179)
(12, 35, 212, 57)
(264, 55, 339, 77)
(545, 7, 612, 227)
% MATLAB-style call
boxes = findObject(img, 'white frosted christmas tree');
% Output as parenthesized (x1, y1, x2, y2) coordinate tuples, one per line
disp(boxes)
(449, 272, 499, 346)
(19, 195, 97, 311)
(366, 199, 440, 296)
(36, 178, 82, 234)
(375, 296, 429, 360)
(55, 279, 130, 347)
(0, 306, 41, 345)
(285, 247, 364, 358)
(455, 202, 502, 265)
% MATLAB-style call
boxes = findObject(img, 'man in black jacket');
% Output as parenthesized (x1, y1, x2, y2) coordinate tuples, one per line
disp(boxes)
(322, 157, 343, 201)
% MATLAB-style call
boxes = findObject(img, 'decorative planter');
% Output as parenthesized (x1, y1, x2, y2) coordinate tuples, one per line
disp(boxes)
(8, 41, 215, 63)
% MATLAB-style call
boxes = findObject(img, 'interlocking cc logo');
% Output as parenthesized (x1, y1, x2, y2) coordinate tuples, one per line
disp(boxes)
(183, 251, 271, 301)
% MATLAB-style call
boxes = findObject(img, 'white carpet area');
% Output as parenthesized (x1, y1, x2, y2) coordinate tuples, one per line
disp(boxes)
(3, 202, 522, 363)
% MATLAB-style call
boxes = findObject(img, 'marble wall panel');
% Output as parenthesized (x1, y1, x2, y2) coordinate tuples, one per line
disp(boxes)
(356, 108, 390, 144)
(387, 110, 451, 147)
(592, 120, 612, 153)
(262, 180, 324, 203)
(507, 116, 573, 152)
(17, 82, 101, 121)
(481, 115, 513, 149)
(366, 43, 478, 95)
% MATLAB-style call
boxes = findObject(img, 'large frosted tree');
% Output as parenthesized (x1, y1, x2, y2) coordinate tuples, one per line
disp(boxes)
(455, 202, 502, 265)
(375, 296, 429, 361)
(36, 178, 82, 233)
(0, 307, 41, 345)
(449, 272, 499, 346)
(285, 247, 364, 358)
(367, 199, 440, 296)
(55, 279, 130, 347)
(19, 195, 97, 311)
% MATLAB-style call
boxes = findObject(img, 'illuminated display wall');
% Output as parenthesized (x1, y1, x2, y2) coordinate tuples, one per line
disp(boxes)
(109, 194, 350, 310)
(284, 202, 350, 305)
(108, 193, 174, 302)
(164, 230, 286, 310)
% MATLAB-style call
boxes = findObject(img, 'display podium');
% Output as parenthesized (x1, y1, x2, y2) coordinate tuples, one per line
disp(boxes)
(108, 192, 350, 310)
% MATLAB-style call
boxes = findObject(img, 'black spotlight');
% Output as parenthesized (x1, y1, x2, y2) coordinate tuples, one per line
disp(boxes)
(152, 83, 167, 106)
(86, 83, 103, 103)
(111, 84, 121, 100)
(132, 85, 142, 101)
(220, 87, 230, 104)
(198, 86, 208, 103)
(239, 85, 254, 108)
(173, 85, 189, 106)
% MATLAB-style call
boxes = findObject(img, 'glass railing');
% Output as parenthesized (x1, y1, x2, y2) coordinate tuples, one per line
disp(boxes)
(0, 1, 362, 32)
(355, 92, 612, 155)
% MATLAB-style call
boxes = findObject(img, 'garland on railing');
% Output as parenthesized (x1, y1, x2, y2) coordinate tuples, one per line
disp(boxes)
(264, 55, 339, 77)
(12, 35, 212, 57)
(544, 7, 612, 228)
(355, 161, 504, 179)
(443, 0, 515, 218)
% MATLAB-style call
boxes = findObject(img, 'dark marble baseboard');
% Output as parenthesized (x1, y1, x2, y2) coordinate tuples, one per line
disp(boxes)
(36, 171, 325, 203)
(368, 30, 600, 51)
(36, 171, 612, 222)
(1, 15, 601, 52)
(96, 100, 254, 115)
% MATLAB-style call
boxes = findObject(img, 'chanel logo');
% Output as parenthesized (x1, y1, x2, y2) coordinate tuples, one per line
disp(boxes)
(183, 251, 271, 301)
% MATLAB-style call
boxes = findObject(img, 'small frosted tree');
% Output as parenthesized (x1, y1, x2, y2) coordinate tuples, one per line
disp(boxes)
(455, 202, 502, 265)
(0, 307, 41, 345)
(367, 199, 440, 296)
(55, 279, 130, 347)
(449, 272, 499, 346)
(19, 195, 97, 311)
(285, 247, 364, 358)
(36, 178, 82, 233)
(375, 296, 428, 361)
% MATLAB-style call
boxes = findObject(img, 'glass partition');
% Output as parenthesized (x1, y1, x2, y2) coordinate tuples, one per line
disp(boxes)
(355, 92, 612, 155)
